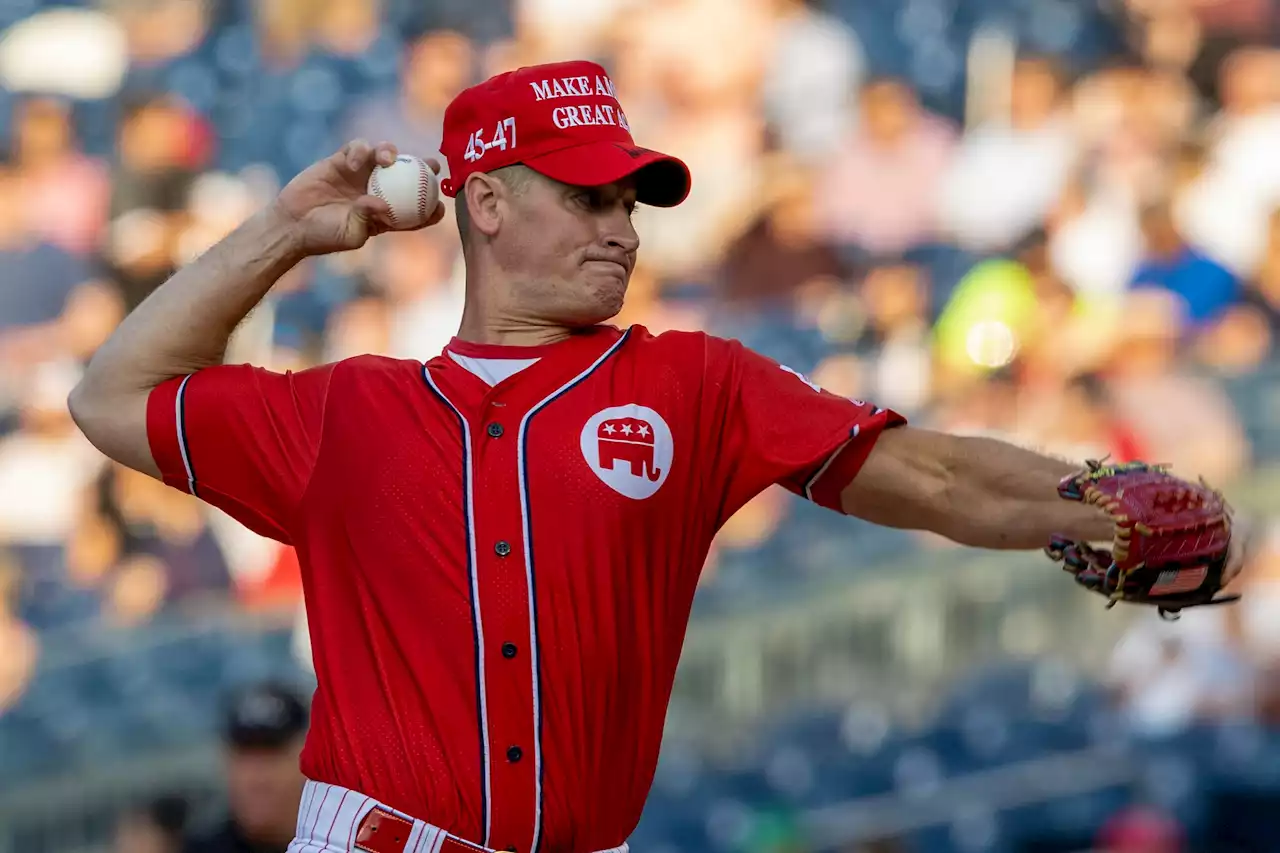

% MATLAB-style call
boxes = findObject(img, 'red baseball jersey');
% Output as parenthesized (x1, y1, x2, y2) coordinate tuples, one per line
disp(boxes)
(146, 324, 904, 853)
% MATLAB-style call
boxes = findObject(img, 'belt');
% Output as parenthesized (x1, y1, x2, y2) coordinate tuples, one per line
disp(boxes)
(356, 809, 487, 853)
(291, 780, 630, 853)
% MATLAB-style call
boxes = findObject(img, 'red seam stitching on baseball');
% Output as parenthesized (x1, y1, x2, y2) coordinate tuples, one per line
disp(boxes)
(370, 172, 397, 226)
(418, 159, 429, 223)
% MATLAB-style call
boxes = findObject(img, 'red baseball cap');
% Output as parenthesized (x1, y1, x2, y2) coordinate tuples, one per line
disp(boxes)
(439, 60, 691, 208)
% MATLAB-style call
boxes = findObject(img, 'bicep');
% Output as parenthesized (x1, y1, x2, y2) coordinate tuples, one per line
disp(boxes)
(839, 425, 953, 530)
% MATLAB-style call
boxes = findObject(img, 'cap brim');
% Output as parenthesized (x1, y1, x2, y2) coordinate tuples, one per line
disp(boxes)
(523, 142, 691, 208)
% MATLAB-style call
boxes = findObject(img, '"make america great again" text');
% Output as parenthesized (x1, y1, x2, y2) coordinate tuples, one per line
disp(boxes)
(528, 74, 630, 131)
(529, 74, 618, 102)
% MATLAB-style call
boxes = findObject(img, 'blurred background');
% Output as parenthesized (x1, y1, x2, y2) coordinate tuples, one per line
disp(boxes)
(2, 0, 1280, 851)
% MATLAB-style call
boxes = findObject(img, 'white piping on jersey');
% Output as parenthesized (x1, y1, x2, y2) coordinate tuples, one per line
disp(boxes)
(804, 424, 859, 502)
(175, 374, 197, 495)
(515, 329, 631, 853)
(421, 367, 493, 846)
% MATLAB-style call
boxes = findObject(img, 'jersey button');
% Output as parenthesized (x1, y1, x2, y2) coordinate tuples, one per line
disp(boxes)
(494, 540, 511, 557)
(502, 642, 517, 659)
(486, 422, 504, 438)
(507, 745, 523, 763)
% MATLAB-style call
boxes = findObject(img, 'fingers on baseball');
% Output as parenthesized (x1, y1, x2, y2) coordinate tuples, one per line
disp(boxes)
(387, 201, 446, 232)
(337, 139, 398, 178)
(355, 195, 395, 231)
(340, 139, 372, 173)
(406, 202, 447, 231)
(424, 157, 443, 174)
(373, 141, 399, 167)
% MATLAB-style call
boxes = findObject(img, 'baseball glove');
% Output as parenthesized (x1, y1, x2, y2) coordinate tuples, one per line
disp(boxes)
(1045, 460, 1237, 621)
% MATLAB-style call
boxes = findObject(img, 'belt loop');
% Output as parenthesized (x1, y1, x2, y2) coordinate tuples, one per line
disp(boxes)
(405, 816, 427, 853)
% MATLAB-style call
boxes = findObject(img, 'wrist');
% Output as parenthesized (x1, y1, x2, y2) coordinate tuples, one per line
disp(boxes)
(260, 201, 311, 264)
(1054, 499, 1115, 545)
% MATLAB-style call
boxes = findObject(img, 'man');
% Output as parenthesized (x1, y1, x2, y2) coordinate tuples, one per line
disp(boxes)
(184, 682, 308, 853)
(1131, 199, 1240, 329)
(68, 60, 1240, 853)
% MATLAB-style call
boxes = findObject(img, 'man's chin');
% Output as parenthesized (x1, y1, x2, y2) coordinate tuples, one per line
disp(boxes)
(565, 303, 624, 329)
(571, 278, 627, 325)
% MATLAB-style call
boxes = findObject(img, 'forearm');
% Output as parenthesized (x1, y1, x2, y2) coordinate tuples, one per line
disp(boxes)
(77, 204, 303, 398)
(68, 138, 409, 478)
(70, 204, 305, 476)
(842, 427, 1114, 549)
(934, 434, 1113, 549)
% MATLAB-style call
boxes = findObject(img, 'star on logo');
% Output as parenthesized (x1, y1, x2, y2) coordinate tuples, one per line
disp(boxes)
(621, 424, 633, 435)
(603, 423, 616, 434)
(637, 425, 650, 437)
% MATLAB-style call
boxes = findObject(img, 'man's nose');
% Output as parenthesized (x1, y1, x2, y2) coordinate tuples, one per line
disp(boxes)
(602, 212, 640, 255)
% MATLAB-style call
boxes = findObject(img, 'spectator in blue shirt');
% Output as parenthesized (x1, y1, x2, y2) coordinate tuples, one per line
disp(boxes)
(1131, 199, 1240, 327)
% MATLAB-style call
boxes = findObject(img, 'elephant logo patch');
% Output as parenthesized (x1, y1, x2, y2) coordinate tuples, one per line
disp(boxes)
(580, 405, 673, 499)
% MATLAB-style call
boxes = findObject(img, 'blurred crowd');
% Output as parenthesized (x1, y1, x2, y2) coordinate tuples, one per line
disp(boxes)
(0, 2, 1278, 851)
(2, 0, 1280, 767)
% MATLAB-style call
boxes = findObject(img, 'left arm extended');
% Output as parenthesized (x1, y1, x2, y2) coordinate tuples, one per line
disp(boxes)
(841, 426, 1114, 549)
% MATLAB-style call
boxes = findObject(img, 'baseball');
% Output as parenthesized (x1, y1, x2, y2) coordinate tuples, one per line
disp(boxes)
(368, 154, 438, 230)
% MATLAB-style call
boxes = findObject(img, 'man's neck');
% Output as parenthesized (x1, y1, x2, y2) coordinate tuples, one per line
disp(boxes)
(1149, 239, 1186, 262)
(454, 277, 582, 347)
(454, 311, 577, 348)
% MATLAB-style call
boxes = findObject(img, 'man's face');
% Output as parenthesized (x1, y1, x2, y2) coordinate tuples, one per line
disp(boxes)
(1140, 205, 1180, 254)
(407, 32, 473, 110)
(861, 81, 912, 145)
(1010, 59, 1060, 128)
(226, 740, 304, 841)
(16, 99, 71, 161)
(492, 172, 640, 327)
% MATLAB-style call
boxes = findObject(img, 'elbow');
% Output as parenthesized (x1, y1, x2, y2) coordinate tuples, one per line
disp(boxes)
(67, 371, 123, 441)
(65, 372, 159, 477)
(67, 376, 106, 439)
(67, 379, 91, 430)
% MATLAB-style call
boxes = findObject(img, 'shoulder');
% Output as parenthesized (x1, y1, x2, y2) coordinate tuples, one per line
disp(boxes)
(270, 354, 431, 414)
(1193, 253, 1238, 279)
(613, 325, 755, 398)
(618, 324, 738, 363)
(326, 353, 430, 385)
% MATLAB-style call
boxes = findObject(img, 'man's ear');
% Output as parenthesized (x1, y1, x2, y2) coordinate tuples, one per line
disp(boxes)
(463, 173, 504, 240)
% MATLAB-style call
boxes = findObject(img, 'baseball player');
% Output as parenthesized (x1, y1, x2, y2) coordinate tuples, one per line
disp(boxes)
(70, 60, 1244, 853)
